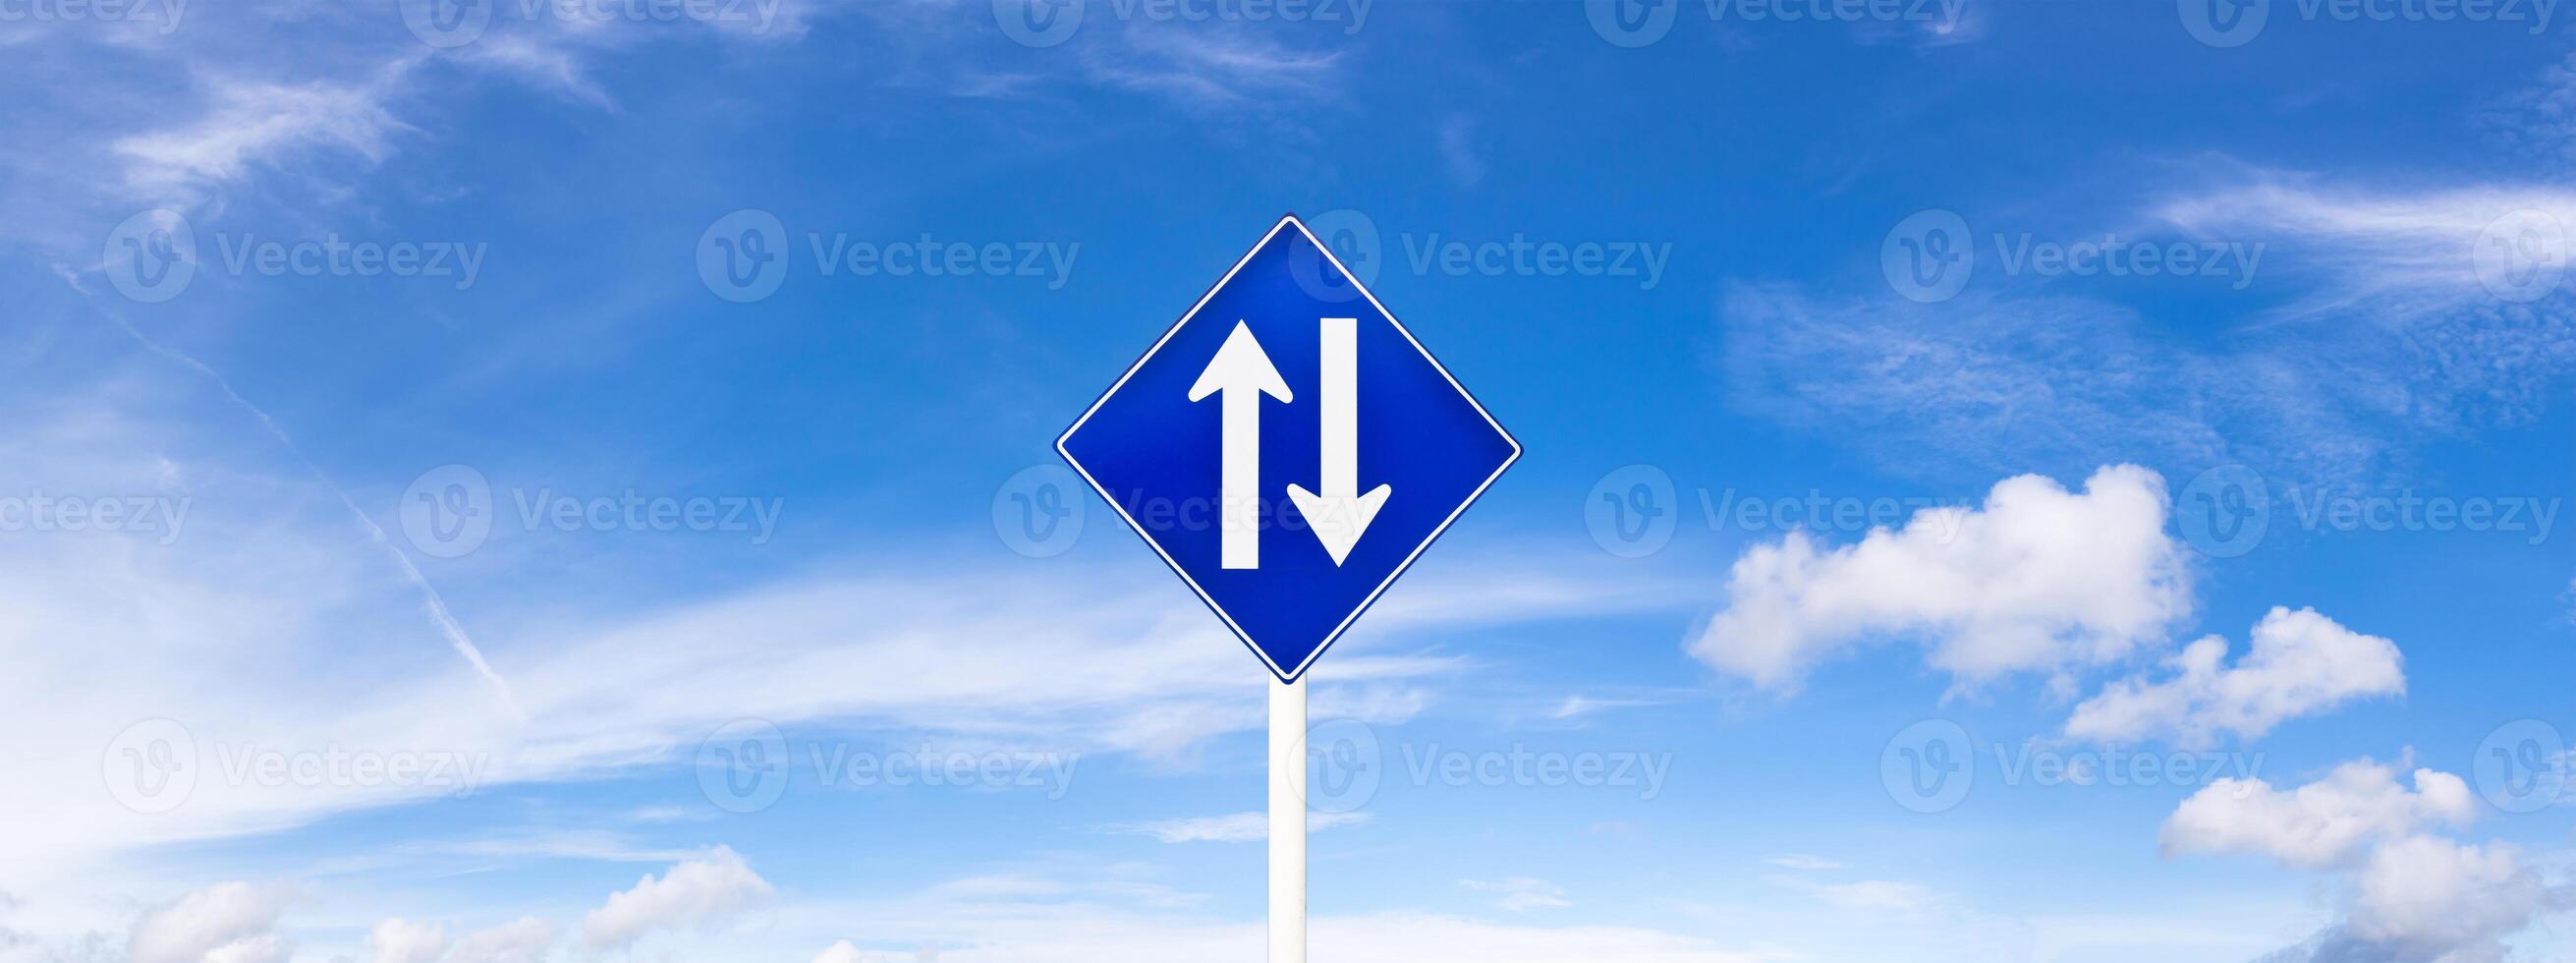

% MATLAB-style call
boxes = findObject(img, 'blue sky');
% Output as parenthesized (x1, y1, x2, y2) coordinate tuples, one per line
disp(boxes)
(6, 1, 2576, 961)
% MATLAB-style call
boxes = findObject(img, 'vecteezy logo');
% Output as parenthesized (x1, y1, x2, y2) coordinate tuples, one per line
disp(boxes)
(103, 209, 197, 304)
(992, 464, 1085, 558)
(993, 0, 1084, 47)
(2474, 719, 2567, 814)
(400, 0, 493, 47)
(2176, 464, 2268, 558)
(1290, 207, 1380, 303)
(1585, 464, 1676, 557)
(400, 464, 495, 558)
(1586, 0, 1677, 47)
(1300, 718, 1382, 813)
(1880, 719, 1973, 814)
(1881, 208, 1973, 304)
(103, 718, 198, 815)
(2178, 0, 2268, 47)
(698, 718, 791, 814)
(697, 208, 790, 304)
(2475, 209, 2568, 305)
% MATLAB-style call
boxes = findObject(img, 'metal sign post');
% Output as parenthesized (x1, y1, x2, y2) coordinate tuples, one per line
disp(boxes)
(1269, 677, 1306, 962)
(1057, 215, 1519, 962)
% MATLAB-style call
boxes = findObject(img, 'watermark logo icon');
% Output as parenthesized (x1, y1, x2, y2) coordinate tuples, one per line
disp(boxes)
(1881, 208, 1973, 304)
(2177, 464, 2268, 558)
(698, 718, 791, 814)
(993, 464, 1085, 557)
(1587, 0, 1677, 46)
(104, 209, 197, 304)
(400, 464, 494, 558)
(1290, 207, 1380, 303)
(2475, 719, 2566, 814)
(2178, 0, 2268, 46)
(104, 718, 197, 815)
(1585, 464, 1676, 557)
(698, 208, 790, 304)
(400, 0, 491, 47)
(2475, 209, 2567, 304)
(994, 0, 1084, 46)
(1300, 718, 1382, 813)
(1881, 719, 1973, 814)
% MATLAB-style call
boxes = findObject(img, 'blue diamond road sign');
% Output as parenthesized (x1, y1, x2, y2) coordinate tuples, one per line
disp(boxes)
(1058, 214, 1521, 682)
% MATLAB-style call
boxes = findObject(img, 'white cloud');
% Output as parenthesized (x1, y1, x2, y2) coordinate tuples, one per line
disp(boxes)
(1549, 696, 1655, 720)
(0, 391, 1653, 879)
(1764, 855, 1842, 872)
(1716, 283, 2320, 483)
(2162, 759, 2557, 960)
(8, 346, 1695, 885)
(1776, 878, 1937, 914)
(581, 847, 773, 950)
(2348, 835, 2551, 961)
(2155, 173, 2576, 310)
(2067, 606, 2405, 747)
(1077, 26, 1342, 110)
(1439, 114, 1484, 188)
(1689, 465, 2189, 691)
(1722, 163, 2576, 487)
(367, 918, 450, 963)
(809, 939, 939, 963)
(1107, 811, 1371, 843)
(448, 917, 554, 963)
(2160, 759, 2475, 870)
(1458, 878, 1570, 913)
(127, 881, 293, 963)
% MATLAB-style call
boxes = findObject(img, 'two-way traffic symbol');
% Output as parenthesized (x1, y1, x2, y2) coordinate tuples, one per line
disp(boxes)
(1058, 213, 1519, 683)
(1188, 317, 1391, 569)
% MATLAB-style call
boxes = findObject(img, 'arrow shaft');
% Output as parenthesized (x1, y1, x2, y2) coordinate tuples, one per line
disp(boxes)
(1316, 317, 1358, 496)
(1220, 388, 1262, 569)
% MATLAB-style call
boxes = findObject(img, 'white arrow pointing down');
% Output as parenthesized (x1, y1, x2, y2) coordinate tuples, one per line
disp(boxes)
(1287, 316, 1391, 566)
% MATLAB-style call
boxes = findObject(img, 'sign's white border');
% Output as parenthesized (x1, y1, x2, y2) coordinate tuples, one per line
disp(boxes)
(1056, 213, 1523, 683)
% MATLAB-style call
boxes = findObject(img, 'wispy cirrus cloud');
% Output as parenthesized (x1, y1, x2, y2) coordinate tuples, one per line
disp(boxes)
(110, 70, 418, 203)
(1106, 811, 1370, 843)
(1460, 877, 1571, 913)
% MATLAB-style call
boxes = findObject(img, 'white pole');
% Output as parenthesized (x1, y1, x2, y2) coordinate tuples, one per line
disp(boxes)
(1269, 677, 1307, 963)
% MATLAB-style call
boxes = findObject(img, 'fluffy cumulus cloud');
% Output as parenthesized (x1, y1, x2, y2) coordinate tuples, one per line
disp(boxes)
(2161, 759, 2475, 870)
(581, 846, 773, 950)
(2348, 836, 2551, 961)
(2067, 606, 2405, 747)
(1689, 465, 2188, 691)
(812, 941, 870, 963)
(368, 918, 450, 963)
(2164, 759, 2560, 961)
(127, 881, 294, 963)
(115, 886, 568, 963)
(447, 917, 555, 963)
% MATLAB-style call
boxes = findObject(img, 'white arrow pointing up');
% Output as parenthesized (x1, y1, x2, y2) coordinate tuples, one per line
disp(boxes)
(1190, 320, 1292, 570)
(1288, 316, 1391, 566)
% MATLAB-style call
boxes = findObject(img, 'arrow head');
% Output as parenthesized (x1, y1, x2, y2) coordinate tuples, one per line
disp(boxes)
(1188, 321, 1293, 404)
(1286, 482, 1391, 565)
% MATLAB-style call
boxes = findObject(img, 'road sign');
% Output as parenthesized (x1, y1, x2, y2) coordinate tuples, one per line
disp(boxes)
(1057, 214, 1521, 682)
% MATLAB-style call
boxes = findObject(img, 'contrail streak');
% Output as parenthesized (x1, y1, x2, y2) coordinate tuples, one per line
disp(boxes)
(94, 307, 523, 718)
